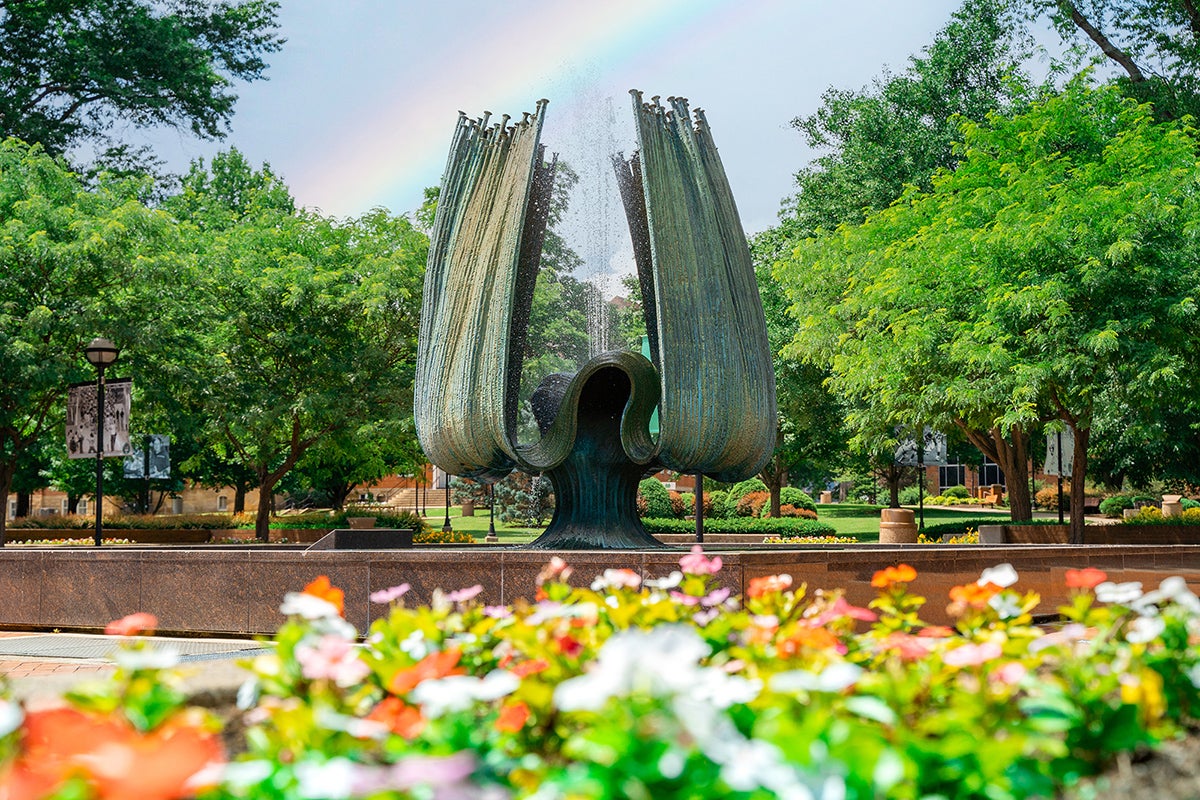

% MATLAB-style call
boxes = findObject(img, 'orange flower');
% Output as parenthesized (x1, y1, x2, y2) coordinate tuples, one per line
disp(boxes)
(1065, 567, 1108, 590)
(555, 635, 584, 658)
(365, 697, 425, 739)
(949, 582, 1000, 608)
(510, 658, 550, 678)
(303, 576, 345, 617)
(871, 564, 917, 589)
(747, 574, 793, 598)
(3, 707, 222, 800)
(779, 625, 841, 656)
(388, 649, 464, 695)
(917, 625, 955, 638)
(105, 612, 158, 637)
(495, 701, 530, 733)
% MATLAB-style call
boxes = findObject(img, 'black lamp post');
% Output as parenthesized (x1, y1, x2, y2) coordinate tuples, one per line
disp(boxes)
(487, 483, 497, 543)
(442, 471, 452, 533)
(84, 337, 119, 547)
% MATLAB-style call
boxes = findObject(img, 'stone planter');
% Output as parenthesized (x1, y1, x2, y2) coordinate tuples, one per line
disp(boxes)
(461, 500, 475, 517)
(879, 508, 918, 544)
(346, 517, 376, 529)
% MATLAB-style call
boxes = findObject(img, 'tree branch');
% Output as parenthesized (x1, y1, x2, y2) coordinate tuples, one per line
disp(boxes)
(1060, 1, 1147, 81)
(1181, 0, 1200, 40)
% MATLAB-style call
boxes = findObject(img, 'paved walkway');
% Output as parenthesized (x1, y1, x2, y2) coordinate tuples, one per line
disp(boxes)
(0, 630, 258, 707)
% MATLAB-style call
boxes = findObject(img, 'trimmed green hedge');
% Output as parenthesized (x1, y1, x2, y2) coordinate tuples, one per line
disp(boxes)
(919, 517, 1010, 538)
(9, 513, 237, 530)
(642, 516, 837, 537)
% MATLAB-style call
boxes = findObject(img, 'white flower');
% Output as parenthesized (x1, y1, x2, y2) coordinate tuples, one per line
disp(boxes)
(978, 563, 1018, 588)
(1188, 663, 1200, 689)
(771, 662, 864, 694)
(0, 699, 23, 737)
(280, 592, 341, 620)
(217, 760, 274, 790)
(411, 670, 519, 718)
(400, 630, 429, 660)
(1141, 576, 1200, 614)
(1096, 581, 1144, 605)
(554, 625, 711, 711)
(294, 758, 360, 799)
(236, 679, 260, 711)
(689, 670, 762, 708)
(113, 646, 180, 670)
(988, 591, 1023, 620)
(1125, 615, 1166, 644)
(645, 571, 684, 590)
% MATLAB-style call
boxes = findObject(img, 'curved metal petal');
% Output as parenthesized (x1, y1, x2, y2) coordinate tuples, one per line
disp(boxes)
(627, 92, 778, 481)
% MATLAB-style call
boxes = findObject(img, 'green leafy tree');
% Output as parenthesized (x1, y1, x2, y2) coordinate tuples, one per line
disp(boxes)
(170, 154, 428, 539)
(780, 79, 1200, 542)
(0, 139, 180, 540)
(0, 0, 283, 156)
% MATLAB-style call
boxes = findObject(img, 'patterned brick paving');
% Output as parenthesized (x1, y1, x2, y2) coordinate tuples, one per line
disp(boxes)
(0, 632, 112, 679)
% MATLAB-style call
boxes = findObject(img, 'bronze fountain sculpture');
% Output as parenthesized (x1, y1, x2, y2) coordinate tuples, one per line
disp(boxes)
(415, 92, 776, 549)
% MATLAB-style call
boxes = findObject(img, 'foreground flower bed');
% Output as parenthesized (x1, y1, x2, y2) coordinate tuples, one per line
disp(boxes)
(3, 554, 1200, 799)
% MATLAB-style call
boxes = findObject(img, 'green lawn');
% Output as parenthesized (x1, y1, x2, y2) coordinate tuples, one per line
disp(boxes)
(418, 503, 1012, 546)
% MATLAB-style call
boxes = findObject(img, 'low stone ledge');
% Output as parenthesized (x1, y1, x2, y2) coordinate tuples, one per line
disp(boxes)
(979, 524, 1200, 545)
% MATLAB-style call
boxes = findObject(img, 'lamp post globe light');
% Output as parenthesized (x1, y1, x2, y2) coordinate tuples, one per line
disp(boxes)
(84, 337, 119, 547)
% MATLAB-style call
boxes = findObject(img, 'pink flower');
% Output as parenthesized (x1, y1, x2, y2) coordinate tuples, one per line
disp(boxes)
(680, 545, 722, 576)
(670, 591, 701, 607)
(537, 557, 573, 585)
(445, 584, 483, 604)
(693, 609, 720, 627)
(881, 633, 933, 661)
(991, 661, 1027, 686)
(296, 635, 371, 687)
(483, 605, 512, 619)
(105, 612, 159, 637)
(370, 583, 411, 604)
(702, 587, 732, 608)
(812, 596, 878, 626)
(590, 569, 642, 591)
(943, 641, 1003, 667)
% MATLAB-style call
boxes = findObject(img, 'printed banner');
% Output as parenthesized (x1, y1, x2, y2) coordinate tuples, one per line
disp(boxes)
(894, 427, 948, 467)
(1044, 428, 1075, 477)
(124, 434, 170, 479)
(66, 378, 132, 459)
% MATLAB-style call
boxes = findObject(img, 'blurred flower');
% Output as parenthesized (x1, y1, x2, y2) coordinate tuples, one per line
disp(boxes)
(5, 707, 223, 800)
(988, 592, 1023, 620)
(978, 564, 1018, 589)
(295, 635, 370, 687)
(1140, 576, 1200, 614)
(365, 697, 425, 739)
(495, 700, 530, 733)
(411, 670, 519, 717)
(389, 649, 464, 695)
(302, 576, 345, 617)
(680, 545, 723, 575)
(949, 582, 1000, 609)
(280, 592, 342, 621)
(879, 632, 932, 661)
(871, 564, 916, 589)
(943, 641, 1003, 667)
(509, 658, 549, 678)
(1065, 567, 1108, 590)
(1096, 581, 1144, 605)
(445, 584, 483, 604)
(812, 596, 877, 625)
(369, 583, 411, 604)
(918, 626, 955, 638)
(1125, 615, 1166, 644)
(537, 556, 573, 585)
(771, 662, 863, 693)
(991, 661, 1028, 686)
(0, 699, 23, 737)
(483, 605, 512, 619)
(590, 568, 642, 592)
(645, 570, 684, 590)
(747, 574, 793, 598)
(113, 646, 181, 671)
(105, 612, 158, 637)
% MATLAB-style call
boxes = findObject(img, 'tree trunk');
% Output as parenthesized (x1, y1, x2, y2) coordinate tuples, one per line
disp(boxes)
(960, 422, 1034, 522)
(67, 494, 80, 514)
(1069, 425, 1089, 545)
(15, 492, 29, 518)
(254, 477, 275, 542)
(759, 457, 787, 518)
(330, 481, 353, 511)
(0, 462, 12, 544)
(234, 483, 247, 514)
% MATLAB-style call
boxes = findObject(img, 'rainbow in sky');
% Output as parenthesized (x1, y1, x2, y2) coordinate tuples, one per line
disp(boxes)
(290, 0, 780, 218)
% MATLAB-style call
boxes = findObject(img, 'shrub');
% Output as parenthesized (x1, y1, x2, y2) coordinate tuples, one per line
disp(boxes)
(374, 510, 431, 533)
(414, 529, 476, 544)
(725, 477, 768, 510)
(942, 485, 971, 499)
(920, 517, 1013, 539)
(779, 487, 817, 513)
(642, 516, 838, 537)
(638, 479, 674, 519)
(704, 490, 730, 518)
(496, 471, 554, 526)
(1184, 507, 1200, 522)
(1035, 483, 1069, 511)
(898, 485, 921, 505)
(8, 513, 239, 530)
(1099, 494, 1135, 518)
(736, 491, 770, 517)
(778, 505, 819, 520)
(668, 491, 687, 519)
(1184, 498, 1200, 511)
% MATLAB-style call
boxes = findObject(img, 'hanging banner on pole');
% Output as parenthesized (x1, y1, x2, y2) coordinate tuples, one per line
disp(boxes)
(894, 427, 948, 467)
(66, 378, 132, 459)
(124, 434, 170, 479)
(1044, 428, 1075, 477)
